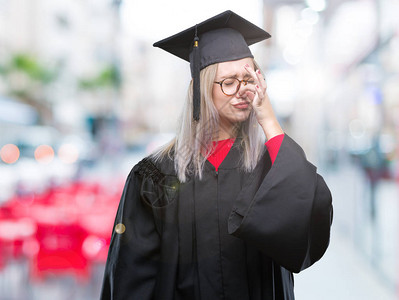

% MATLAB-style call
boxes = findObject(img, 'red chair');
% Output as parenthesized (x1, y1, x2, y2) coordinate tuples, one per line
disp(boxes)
(30, 222, 89, 282)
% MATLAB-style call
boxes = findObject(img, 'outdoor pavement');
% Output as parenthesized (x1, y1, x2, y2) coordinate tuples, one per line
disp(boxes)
(295, 162, 398, 300)
(295, 229, 396, 300)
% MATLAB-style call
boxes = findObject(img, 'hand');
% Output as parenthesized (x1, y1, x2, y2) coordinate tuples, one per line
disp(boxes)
(243, 64, 284, 140)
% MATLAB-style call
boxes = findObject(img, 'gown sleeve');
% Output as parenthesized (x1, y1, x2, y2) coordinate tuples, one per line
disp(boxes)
(265, 133, 284, 165)
(100, 160, 161, 300)
(228, 134, 333, 273)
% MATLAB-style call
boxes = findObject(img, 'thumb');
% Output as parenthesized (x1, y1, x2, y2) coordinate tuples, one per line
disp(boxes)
(245, 90, 255, 101)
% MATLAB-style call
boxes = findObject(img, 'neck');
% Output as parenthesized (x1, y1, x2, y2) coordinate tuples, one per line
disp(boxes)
(213, 119, 238, 141)
(214, 133, 233, 141)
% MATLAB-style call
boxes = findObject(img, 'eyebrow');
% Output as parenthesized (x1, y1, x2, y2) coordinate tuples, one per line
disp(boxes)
(218, 72, 251, 80)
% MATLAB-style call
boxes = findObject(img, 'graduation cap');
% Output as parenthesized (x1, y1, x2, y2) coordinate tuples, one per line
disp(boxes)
(153, 10, 271, 121)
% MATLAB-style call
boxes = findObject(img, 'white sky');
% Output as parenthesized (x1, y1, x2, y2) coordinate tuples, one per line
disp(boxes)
(121, 0, 264, 41)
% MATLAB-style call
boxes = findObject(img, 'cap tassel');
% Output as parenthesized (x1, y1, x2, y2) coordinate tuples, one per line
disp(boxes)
(193, 27, 200, 121)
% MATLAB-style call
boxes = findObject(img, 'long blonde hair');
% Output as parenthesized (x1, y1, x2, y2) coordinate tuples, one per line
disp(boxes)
(152, 60, 265, 182)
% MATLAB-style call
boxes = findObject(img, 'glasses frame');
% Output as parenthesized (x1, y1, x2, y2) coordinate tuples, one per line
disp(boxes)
(214, 77, 255, 96)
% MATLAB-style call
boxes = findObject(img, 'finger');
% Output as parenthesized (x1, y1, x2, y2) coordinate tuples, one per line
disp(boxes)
(255, 69, 267, 90)
(244, 65, 267, 96)
(244, 64, 260, 85)
(247, 91, 260, 109)
(245, 90, 256, 101)
(255, 84, 265, 102)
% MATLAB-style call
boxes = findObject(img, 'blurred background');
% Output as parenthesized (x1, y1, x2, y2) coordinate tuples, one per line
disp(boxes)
(0, 0, 398, 299)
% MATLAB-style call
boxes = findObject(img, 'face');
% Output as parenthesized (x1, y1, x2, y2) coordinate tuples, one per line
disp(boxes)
(212, 57, 255, 131)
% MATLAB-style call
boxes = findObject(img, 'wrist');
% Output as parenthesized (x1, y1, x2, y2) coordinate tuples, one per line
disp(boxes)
(260, 118, 283, 140)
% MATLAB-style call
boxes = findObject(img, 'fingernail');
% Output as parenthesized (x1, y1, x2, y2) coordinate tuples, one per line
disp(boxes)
(257, 70, 261, 74)
(245, 64, 249, 68)
(256, 85, 259, 88)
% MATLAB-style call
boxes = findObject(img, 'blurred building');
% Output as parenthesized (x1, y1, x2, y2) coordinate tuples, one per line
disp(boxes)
(0, 0, 122, 132)
(262, 0, 399, 294)
(118, 7, 190, 143)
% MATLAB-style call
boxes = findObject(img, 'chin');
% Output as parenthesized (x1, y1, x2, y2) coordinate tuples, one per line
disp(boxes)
(228, 111, 251, 124)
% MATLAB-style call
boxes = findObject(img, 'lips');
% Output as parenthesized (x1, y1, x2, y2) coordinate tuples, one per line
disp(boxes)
(233, 102, 249, 109)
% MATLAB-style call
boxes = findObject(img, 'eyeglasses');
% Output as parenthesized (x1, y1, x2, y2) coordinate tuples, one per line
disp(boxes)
(214, 78, 255, 96)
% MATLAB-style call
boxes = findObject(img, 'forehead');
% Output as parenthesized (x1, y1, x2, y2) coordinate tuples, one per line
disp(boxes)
(216, 57, 254, 77)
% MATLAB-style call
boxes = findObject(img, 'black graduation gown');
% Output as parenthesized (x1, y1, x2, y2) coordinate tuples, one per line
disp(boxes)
(100, 134, 333, 300)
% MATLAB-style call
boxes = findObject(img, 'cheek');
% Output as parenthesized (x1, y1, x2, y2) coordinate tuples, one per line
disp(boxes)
(211, 88, 217, 104)
(211, 87, 217, 104)
(212, 89, 225, 110)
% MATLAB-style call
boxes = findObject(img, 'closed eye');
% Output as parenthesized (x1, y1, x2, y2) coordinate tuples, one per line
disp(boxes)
(244, 79, 255, 85)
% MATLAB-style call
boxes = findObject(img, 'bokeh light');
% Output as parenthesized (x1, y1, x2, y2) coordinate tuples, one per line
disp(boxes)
(58, 143, 79, 164)
(82, 235, 107, 258)
(34, 145, 55, 164)
(0, 144, 20, 164)
(305, 0, 326, 12)
(301, 8, 319, 25)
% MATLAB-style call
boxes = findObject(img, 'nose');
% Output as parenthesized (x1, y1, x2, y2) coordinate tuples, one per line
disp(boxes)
(236, 81, 250, 98)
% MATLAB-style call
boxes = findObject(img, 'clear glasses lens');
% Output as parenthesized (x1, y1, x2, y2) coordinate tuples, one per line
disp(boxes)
(221, 78, 255, 95)
(222, 78, 240, 95)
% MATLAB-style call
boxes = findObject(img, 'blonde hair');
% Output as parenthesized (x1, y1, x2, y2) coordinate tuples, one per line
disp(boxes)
(152, 60, 265, 182)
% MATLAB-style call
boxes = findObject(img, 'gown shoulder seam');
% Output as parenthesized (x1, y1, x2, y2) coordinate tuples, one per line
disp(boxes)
(135, 157, 165, 183)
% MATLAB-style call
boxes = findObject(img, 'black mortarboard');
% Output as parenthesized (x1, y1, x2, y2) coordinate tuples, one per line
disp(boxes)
(153, 10, 271, 121)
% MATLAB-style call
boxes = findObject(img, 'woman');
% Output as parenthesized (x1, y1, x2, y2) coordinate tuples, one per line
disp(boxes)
(100, 10, 333, 300)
